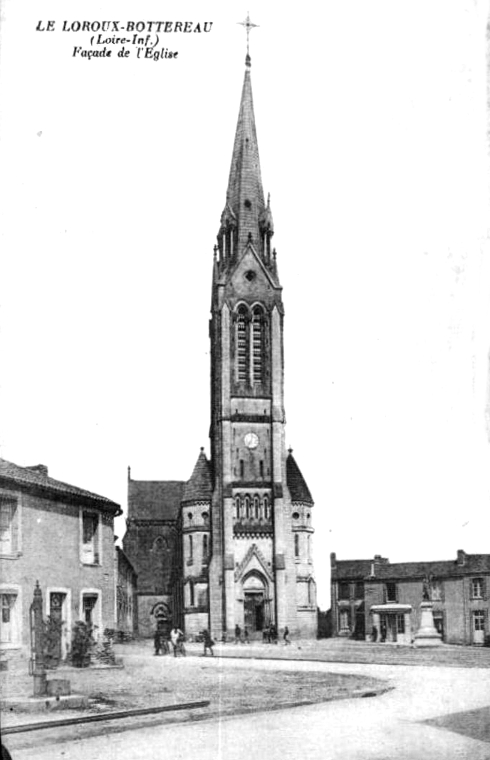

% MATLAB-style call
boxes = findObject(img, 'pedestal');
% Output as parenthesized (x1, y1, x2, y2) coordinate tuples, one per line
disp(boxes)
(413, 601, 442, 647)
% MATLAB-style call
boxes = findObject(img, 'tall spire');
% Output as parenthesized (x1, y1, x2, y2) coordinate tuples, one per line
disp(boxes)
(217, 15, 274, 267)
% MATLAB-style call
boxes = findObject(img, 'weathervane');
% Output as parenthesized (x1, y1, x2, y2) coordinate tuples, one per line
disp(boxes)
(238, 12, 259, 61)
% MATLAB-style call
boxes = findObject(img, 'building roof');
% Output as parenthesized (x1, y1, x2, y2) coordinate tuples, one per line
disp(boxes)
(286, 450, 313, 504)
(0, 457, 121, 513)
(182, 449, 213, 504)
(127, 478, 184, 521)
(332, 560, 374, 580)
(332, 551, 490, 581)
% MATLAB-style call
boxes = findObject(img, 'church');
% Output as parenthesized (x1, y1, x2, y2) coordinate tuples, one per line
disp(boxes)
(123, 40, 317, 640)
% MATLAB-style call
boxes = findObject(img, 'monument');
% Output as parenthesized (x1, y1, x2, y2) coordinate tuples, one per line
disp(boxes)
(413, 576, 442, 647)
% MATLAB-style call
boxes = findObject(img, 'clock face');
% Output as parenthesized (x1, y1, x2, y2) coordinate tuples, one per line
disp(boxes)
(244, 432, 259, 450)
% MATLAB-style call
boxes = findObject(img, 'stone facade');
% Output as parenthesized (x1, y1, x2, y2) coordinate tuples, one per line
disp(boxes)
(331, 550, 490, 646)
(123, 53, 317, 640)
(115, 546, 138, 635)
(0, 458, 121, 660)
(123, 475, 182, 638)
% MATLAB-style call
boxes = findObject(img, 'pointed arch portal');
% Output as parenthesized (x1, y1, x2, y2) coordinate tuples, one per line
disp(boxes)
(242, 571, 271, 633)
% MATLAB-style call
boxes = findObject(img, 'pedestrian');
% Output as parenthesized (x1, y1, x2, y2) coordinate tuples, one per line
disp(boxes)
(270, 624, 278, 644)
(371, 626, 378, 643)
(154, 628, 162, 655)
(244, 627, 250, 644)
(170, 625, 185, 657)
(234, 624, 241, 643)
(202, 629, 215, 656)
(154, 620, 168, 655)
(283, 626, 291, 645)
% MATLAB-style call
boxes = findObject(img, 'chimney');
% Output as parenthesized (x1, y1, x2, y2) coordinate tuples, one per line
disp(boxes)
(457, 549, 466, 566)
(330, 552, 336, 569)
(26, 464, 48, 477)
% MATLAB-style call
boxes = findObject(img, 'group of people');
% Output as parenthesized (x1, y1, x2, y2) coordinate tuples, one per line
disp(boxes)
(262, 624, 291, 645)
(154, 621, 291, 655)
(154, 623, 216, 657)
(154, 624, 186, 657)
(234, 624, 250, 644)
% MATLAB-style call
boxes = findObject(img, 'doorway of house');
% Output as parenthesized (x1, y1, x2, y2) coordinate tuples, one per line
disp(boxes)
(48, 592, 66, 662)
(354, 611, 366, 640)
(82, 594, 98, 627)
(380, 613, 402, 643)
(473, 610, 485, 645)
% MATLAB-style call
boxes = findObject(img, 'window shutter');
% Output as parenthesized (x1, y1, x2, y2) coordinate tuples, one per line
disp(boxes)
(11, 504, 19, 553)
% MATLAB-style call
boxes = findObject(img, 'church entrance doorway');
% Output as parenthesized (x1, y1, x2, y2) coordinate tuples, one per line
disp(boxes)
(244, 593, 264, 632)
(242, 571, 270, 634)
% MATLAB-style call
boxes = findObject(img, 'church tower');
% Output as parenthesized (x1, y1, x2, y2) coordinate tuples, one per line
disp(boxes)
(124, 29, 317, 640)
(202, 44, 317, 639)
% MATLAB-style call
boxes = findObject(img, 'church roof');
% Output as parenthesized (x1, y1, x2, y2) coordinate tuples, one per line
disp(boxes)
(128, 479, 184, 521)
(182, 448, 213, 503)
(286, 450, 313, 504)
(0, 457, 121, 513)
(224, 58, 266, 254)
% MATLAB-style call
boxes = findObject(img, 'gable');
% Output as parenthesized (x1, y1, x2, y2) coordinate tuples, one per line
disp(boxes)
(224, 244, 278, 306)
(235, 542, 274, 585)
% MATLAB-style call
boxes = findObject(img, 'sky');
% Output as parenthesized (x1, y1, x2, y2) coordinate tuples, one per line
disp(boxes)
(0, 1, 489, 609)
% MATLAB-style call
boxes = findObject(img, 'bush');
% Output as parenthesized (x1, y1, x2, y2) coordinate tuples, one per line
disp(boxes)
(70, 621, 95, 667)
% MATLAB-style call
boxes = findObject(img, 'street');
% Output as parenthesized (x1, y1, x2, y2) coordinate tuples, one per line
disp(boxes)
(4, 655, 490, 760)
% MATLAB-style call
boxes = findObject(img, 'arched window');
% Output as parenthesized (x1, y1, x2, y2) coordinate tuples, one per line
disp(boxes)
(203, 534, 208, 559)
(252, 306, 264, 384)
(189, 580, 195, 607)
(152, 536, 166, 552)
(244, 495, 251, 519)
(263, 495, 270, 520)
(308, 579, 315, 606)
(254, 495, 260, 519)
(235, 496, 241, 519)
(236, 305, 248, 382)
(294, 533, 299, 558)
(188, 534, 193, 561)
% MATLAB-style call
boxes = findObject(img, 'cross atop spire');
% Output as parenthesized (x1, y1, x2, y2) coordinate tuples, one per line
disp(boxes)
(238, 12, 259, 66)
